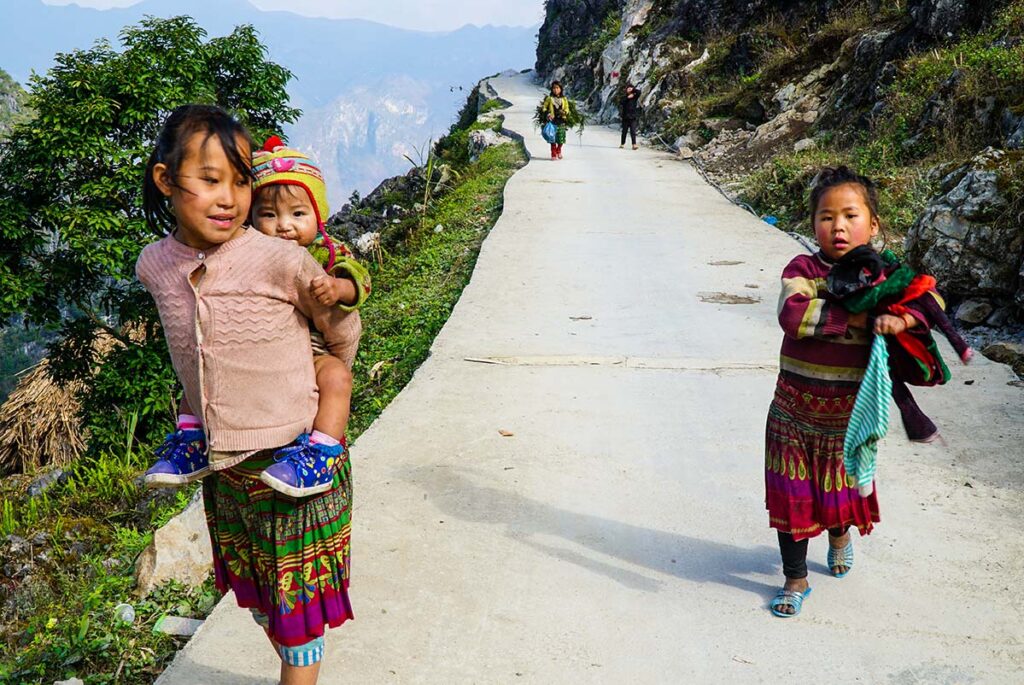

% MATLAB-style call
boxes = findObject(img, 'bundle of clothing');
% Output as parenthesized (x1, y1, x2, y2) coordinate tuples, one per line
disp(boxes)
(829, 245, 973, 445)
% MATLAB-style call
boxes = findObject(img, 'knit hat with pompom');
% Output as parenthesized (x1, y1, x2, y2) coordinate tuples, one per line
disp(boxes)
(252, 135, 330, 225)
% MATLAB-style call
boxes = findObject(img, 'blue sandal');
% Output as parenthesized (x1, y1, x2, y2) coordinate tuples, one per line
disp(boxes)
(770, 586, 812, 618)
(828, 539, 854, 578)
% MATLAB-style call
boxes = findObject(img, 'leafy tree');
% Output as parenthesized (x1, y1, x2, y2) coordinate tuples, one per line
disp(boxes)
(0, 16, 300, 452)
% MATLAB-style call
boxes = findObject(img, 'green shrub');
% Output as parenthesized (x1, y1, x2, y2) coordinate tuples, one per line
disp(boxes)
(0, 17, 299, 459)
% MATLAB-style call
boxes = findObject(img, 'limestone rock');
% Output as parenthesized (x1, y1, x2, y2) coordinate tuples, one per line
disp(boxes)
(905, 148, 1023, 306)
(748, 109, 814, 150)
(986, 306, 1014, 328)
(28, 468, 67, 498)
(468, 128, 512, 162)
(678, 146, 694, 160)
(134, 489, 212, 597)
(535, 0, 625, 76)
(981, 342, 1024, 376)
(794, 138, 817, 153)
(53, 679, 84, 685)
(956, 299, 994, 325)
(773, 83, 799, 113)
(673, 130, 703, 150)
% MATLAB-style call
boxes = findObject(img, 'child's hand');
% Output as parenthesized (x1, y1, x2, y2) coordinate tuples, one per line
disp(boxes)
(310, 275, 357, 307)
(874, 314, 911, 335)
(547, 114, 554, 121)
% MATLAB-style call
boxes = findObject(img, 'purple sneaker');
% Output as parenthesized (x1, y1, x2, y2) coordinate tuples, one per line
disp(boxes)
(144, 428, 209, 488)
(260, 433, 343, 498)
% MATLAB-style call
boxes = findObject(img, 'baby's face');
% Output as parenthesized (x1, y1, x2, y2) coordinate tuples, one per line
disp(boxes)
(252, 185, 319, 246)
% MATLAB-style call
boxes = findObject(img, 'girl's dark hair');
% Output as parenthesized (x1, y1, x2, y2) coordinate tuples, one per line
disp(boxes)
(808, 165, 887, 247)
(550, 80, 563, 95)
(808, 165, 880, 218)
(143, 104, 255, 234)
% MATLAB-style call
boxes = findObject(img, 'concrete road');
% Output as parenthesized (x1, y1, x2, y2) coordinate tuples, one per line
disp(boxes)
(157, 72, 1024, 684)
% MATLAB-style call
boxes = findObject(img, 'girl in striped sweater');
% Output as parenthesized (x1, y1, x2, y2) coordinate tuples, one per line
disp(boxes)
(766, 167, 925, 618)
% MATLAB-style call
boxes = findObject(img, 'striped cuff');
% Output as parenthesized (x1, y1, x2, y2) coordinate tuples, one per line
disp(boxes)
(279, 636, 325, 667)
(820, 303, 850, 337)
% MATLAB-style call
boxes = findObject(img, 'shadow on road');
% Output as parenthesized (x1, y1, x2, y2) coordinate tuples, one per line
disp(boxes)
(158, 659, 279, 685)
(410, 466, 781, 600)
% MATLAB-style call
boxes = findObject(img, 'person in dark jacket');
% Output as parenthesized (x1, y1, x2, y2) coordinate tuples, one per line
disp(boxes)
(619, 84, 641, 150)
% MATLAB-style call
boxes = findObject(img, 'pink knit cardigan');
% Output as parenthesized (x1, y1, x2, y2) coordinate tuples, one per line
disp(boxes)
(136, 228, 361, 465)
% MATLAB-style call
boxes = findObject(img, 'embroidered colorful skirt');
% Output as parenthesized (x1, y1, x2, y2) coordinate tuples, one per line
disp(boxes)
(555, 124, 567, 145)
(765, 375, 880, 541)
(202, 449, 354, 647)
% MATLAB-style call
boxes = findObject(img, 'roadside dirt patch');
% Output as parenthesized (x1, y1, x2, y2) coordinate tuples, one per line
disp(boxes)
(698, 291, 760, 305)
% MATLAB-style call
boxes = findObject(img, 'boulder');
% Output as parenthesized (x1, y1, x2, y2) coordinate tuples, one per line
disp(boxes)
(747, 109, 814, 150)
(794, 138, 818, 153)
(981, 341, 1024, 376)
(773, 83, 799, 113)
(905, 148, 1024, 306)
(986, 306, 1014, 328)
(955, 298, 994, 325)
(673, 130, 703, 150)
(134, 489, 212, 597)
(468, 129, 512, 162)
(27, 469, 67, 498)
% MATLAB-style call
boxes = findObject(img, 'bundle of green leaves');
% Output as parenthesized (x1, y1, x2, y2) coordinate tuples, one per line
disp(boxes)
(533, 98, 587, 133)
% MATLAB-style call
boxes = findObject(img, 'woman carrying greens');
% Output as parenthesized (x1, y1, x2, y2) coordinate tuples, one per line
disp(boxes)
(542, 81, 569, 160)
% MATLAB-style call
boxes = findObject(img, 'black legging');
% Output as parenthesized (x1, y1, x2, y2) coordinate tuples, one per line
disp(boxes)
(621, 118, 638, 145)
(777, 528, 849, 579)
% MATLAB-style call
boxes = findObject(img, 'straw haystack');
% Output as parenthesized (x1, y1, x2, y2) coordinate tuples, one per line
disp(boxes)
(0, 358, 87, 475)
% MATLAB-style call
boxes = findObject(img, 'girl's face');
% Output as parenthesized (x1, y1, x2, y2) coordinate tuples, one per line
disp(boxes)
(552, 85, 562, 96)
(252, 185, 320, 247)
(813, 183, 879, 260)
(153, 132, 252, 250)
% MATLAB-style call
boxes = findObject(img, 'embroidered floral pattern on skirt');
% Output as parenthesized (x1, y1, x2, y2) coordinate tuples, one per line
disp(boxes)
(203, 449, 354, 647)
(765, 375, 880, 541)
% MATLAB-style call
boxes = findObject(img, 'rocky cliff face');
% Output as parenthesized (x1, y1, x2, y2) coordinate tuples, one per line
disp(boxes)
(536, 0, 1024, 341)
(536, 0, 626, 78)
(0, 69, 27, 137)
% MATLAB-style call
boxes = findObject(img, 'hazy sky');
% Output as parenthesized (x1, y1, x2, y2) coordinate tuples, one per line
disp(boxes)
(42, 0, 547, 31)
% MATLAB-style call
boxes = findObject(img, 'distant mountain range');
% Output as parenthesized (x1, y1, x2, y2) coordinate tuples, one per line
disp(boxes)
(2, 0, 537, 205)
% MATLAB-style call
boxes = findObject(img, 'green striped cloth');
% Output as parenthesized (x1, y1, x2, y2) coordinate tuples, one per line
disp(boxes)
(844, 335, 892, 496)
